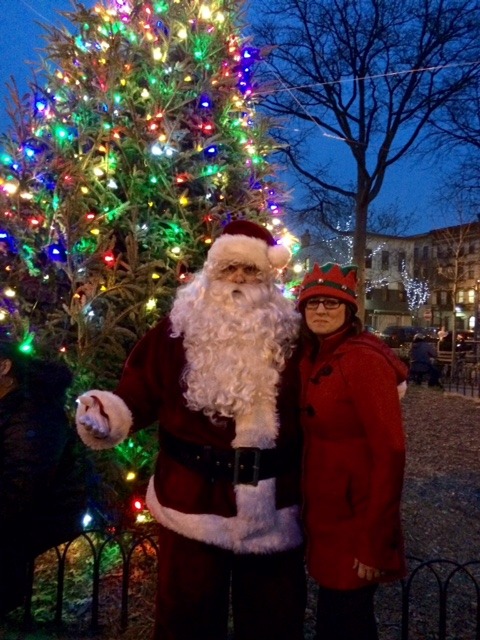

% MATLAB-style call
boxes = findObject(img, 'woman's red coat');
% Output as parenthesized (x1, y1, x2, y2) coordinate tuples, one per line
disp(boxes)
(300, 330, 408, 590)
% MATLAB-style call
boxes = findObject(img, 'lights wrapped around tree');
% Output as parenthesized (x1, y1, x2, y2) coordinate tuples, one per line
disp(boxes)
(0, 0, 297, 528)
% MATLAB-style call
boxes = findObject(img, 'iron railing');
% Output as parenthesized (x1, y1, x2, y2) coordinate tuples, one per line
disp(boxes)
(442, 360, 480, 398)
(4, 530, 479, 639)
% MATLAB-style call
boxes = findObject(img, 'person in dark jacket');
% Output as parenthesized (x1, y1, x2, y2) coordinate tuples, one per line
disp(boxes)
(409, 333, 442, 387)
(0, 340, 86, 616)
(76, 220, 306, 640)
(297, 263, 408, 640)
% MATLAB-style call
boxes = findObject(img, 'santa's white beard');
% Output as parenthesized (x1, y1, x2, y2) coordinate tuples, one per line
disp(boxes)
(170, 275, 299, 423)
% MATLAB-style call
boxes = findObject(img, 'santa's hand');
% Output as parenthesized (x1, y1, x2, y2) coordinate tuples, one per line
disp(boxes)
(77, 394, 111, 439)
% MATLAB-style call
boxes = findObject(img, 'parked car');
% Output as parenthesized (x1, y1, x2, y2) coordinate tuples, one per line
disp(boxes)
(364, 325, 378, 335)
(379, 324, 434, 349)
(437, 330, 475, 353)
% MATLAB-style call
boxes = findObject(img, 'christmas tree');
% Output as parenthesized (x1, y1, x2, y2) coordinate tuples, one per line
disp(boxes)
(0, 0, 295, 528)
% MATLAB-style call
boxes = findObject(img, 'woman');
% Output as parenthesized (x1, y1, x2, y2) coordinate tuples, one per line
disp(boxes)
(409, 333, 442, 387)
(0, 340, 86, 616)
(297, 263, 408, 640)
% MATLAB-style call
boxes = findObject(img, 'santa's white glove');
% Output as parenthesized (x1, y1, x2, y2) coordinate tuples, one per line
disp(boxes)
(77, 394, 111, 439)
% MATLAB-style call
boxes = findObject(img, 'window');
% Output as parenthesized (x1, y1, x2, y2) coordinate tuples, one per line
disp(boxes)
(414, 247, 419, 260)
(457, 290, 464, 303)
(365, 281, 372, 300)
(381, 251, 389, 270)
(432, 291, 438, 305)
(397, 251, 406, 272)
(422, 246, 429, 259)
(468, 263, 474, 279)
(365, 249, 372, 269)
(381, 286, 390, 302)
(468, 289, 475, 303)
(440, 291, 447, 305)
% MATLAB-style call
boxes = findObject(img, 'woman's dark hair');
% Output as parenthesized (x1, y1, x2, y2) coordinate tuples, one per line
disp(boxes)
(0, 340, 73, 403)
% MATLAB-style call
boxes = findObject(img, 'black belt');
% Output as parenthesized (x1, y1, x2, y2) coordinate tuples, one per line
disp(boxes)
(161, 431, 295, 486)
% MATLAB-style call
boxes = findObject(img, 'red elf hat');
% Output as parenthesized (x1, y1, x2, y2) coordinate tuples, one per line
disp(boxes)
(298, 262, 358, 310)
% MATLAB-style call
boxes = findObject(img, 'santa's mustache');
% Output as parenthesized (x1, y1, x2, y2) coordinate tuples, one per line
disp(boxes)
(208, 280, 271, 307)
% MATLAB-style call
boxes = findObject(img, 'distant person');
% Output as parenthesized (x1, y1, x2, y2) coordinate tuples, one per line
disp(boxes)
(409, 333, 442, 387)
(297, 262, 408, 640)
(437, 326, 448, 341)
(0, 340, 86, 616)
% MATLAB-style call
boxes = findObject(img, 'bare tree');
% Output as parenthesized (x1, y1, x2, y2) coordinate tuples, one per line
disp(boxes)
(430, 216, 479, 368)
(251, 0, 480, 318)
(428, 80, 480, 210)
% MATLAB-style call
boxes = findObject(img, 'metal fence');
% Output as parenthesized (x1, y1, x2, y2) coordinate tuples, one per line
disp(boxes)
(7, 530, 480, 640)
(441, 359, 480, 398)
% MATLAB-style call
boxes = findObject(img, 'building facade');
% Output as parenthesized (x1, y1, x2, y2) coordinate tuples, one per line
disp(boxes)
(291, 221, 480, 335)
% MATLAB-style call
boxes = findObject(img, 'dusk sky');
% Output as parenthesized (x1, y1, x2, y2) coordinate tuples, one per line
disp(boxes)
(0, 0, 459, 235)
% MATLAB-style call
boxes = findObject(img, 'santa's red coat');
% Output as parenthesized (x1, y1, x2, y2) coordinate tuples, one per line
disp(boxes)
(300, 329, 408, 589)
(78, 317, 304, 554)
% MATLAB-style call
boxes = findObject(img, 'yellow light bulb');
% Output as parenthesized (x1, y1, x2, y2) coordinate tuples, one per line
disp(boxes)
(199, 5, 212, 19)
(146, 298, 156, 311)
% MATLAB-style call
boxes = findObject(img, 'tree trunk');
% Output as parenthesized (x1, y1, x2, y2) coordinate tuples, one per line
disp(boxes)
(352, 194, 369, 323)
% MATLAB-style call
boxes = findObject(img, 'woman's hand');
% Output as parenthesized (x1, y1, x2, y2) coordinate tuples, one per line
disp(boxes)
(353, 558, 383, 581)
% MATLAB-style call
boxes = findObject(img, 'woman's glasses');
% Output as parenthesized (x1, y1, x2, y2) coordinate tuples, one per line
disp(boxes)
(305, 297, 342, 310)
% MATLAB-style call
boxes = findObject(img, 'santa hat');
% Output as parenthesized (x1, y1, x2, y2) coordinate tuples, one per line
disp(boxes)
(205, 220, 291, 275)
(298, 262, 358, 311)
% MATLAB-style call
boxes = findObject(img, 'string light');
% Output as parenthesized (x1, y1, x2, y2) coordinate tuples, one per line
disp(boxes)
(0, 0, 296, 528)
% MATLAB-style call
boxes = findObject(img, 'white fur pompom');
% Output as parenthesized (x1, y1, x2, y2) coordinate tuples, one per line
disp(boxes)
(267, 244, 291, 269)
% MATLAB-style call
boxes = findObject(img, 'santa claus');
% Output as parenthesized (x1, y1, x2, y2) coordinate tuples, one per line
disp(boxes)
(76, 220, 306, 640)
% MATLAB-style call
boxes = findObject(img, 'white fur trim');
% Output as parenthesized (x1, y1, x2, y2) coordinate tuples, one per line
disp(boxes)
(76, 390, 133, 450)
(267, 244, 291, 269)
(146, 477, 303, 553)
(232, 398, 279, 449)
(206, 234, 272, 274)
